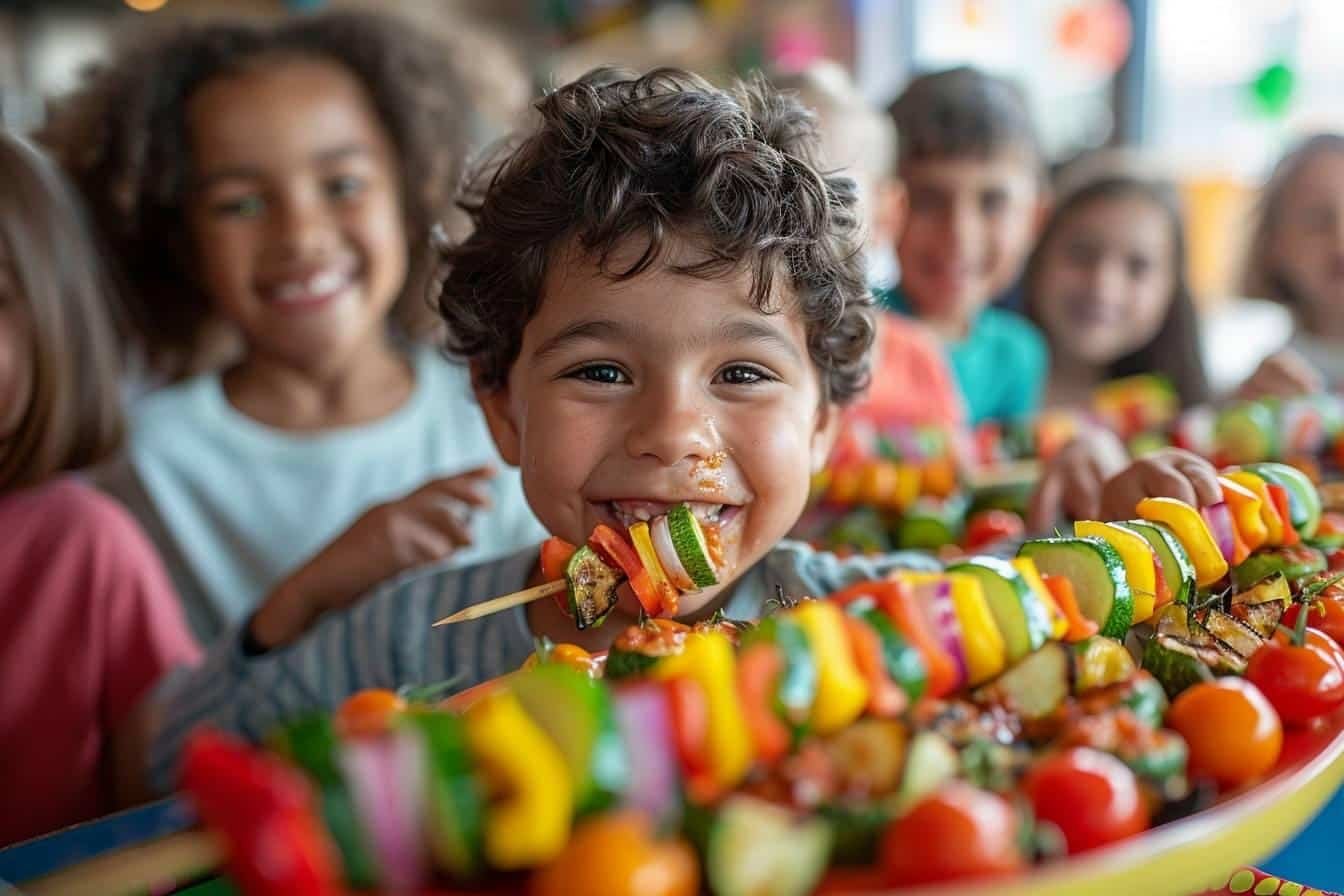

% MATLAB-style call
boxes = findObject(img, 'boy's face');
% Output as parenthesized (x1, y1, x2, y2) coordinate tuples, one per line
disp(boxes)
(896, 152, 1040, 335)
(477, 239, 840, 618)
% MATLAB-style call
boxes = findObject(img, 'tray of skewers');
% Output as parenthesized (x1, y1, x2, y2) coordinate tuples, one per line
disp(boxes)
(181, 463, 1344, 896)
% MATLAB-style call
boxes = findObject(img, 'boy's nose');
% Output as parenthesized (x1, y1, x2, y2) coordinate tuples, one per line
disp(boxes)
(624, 387, 717, 466)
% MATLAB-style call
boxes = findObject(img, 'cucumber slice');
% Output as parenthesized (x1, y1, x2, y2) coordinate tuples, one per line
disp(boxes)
(667, 504, 719, 588)
(948, 557, 1051, 663)
(893, 730, 959, 813)
(1114, 520, 1196, 606)
(972, 640, 1070, 721)
(403, 712, 485, 880)
(510, 663, 629, 815)
(1141, 634, 1219, 699)
(706, 796, 832, 896)
(1018, 537, 1134, 640)
(565, 545, 621, 630)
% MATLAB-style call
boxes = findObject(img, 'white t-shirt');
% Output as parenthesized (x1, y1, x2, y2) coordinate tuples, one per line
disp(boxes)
(100, 346, 545, 642)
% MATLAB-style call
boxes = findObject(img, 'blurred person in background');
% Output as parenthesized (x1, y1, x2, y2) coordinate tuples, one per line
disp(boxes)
(0, 132, 198, 846)
(774, 61, 964, 434)
(41, 11, 545, 643)
(1240, 133, 1344, 397)
(880, 67, 1049, 427)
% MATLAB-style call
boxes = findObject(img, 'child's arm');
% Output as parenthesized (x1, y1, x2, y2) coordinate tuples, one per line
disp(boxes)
(1097, 448, 1223, 522)
(1238, 348, 1323, 400)
(141, 547, 537, 795)
(250, 468, 496, 650)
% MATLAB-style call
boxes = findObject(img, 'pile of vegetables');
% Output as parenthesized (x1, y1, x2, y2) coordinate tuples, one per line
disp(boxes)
(183, 464, 1344, 896)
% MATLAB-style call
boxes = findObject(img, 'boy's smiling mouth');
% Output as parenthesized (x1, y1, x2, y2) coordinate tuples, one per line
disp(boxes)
(596, 499, 743, 531)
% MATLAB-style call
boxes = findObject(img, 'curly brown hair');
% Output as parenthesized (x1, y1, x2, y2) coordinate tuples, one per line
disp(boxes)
(438, 67, 874, 404)
(40, 10, 469, 381)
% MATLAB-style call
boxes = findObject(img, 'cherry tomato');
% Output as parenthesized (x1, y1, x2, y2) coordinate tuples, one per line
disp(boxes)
(881, 782, 1025, 885)
(1247, 627, 1344, 724)
(1328, 548, 1344, 573)
(539, 536, 577, 582)
(962, 510, 1026, 552)
(1021, 747, 1148, 854)
(524, 643, 601, 677)
(1166, 678, 1283, 788)
(335, 689, 405, 738)
(1283, 595, 1344, 648)
(530, 811, 697, 896)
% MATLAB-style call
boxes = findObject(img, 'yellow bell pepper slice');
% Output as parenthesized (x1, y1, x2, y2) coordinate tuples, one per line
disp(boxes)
(790, 599, 869, 735)
(653, 630, 752, 792)
(943, 572, 1006, 686)
(1075, 521, 1158, 623)
(1218, 476, 1268, 553)
(1136, 497, 1229, 587)
(1224, 470, 1285, 547)
(1010, 557, 1070, 640)
(464, 691, 573, 869)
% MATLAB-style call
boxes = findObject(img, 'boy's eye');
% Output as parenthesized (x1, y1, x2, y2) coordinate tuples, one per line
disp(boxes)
(1126, 255, 1152, 279)
(213, 195, 265, 218)
(566, 363, 629, 384)
(716, 364, 773, 386)
(325, 175, 365, 200)
(980, 189, 1008, 215)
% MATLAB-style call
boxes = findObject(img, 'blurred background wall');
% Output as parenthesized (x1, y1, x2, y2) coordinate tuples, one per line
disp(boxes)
(1, 0, 1341, 312)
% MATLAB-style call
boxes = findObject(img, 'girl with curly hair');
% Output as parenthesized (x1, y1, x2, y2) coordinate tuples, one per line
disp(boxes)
(42, 10, 545, 642)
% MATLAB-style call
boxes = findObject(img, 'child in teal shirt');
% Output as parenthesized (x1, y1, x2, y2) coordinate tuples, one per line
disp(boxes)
(880, 67, 1048, 425)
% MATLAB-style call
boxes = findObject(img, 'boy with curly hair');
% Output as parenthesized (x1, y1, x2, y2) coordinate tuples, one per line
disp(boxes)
(143, 67, 1223, 792)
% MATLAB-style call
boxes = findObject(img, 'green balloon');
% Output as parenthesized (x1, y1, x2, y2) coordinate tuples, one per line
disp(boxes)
(1251, 61, 1296, 118)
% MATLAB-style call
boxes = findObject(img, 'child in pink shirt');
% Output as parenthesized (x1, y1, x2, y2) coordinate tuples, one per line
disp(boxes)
(0, 132, 198, 846)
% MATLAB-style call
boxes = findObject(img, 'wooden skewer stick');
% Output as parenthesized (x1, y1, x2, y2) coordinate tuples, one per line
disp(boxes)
(432, 579, 567, 626)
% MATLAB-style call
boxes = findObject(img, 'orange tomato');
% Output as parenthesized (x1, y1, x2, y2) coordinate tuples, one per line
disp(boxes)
(335, 689, 406, 738)
(523, 643, 601, 678)
(1166, 678, 1283, 788)
(530, 811, 698, 896)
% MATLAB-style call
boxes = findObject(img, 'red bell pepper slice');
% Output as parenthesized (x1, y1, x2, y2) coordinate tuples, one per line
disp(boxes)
(588, 524, 662, 615)
(831, 579, 957, 699)
(1041, 574, 1099, 642)
(662, 676, 716, 801)
(182, 729, 341, 896)
(1268, 484, 1300, 546)
(539, 536, 576, 582)
(735, 642, 792, 765)
(842, 614, 908, 718)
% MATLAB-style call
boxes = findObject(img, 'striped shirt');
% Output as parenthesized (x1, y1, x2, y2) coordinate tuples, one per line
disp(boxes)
(146, 540, 938, 793)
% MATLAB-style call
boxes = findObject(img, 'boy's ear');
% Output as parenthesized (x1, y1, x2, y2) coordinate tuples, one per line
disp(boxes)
(810, 400, 844, 474)
(471, 363, 522, 467)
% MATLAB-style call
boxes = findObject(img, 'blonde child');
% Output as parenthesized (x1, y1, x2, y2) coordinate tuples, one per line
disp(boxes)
(0, 132, 198, 845)
(43, 12, 546, 642)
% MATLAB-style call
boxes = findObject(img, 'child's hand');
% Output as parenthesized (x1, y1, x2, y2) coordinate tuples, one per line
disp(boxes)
(252, 467, 495, 648)
(1027, 427, 1129, 531)
(1237, 349, 1323, 400)
(1097, 449, 1222, 522)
